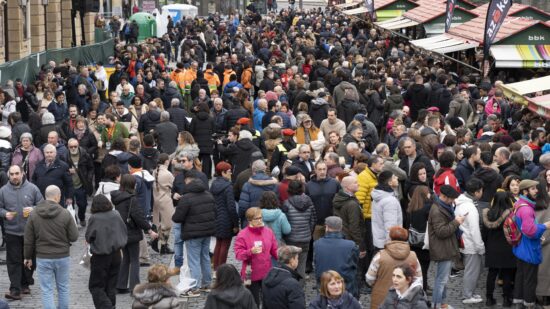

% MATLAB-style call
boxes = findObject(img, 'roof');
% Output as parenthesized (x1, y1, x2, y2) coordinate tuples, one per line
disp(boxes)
(402, 0, 476, 24)
(470, 2, 549, 18)
(373, 0, 417, 10)
(446, 16, 540, 44)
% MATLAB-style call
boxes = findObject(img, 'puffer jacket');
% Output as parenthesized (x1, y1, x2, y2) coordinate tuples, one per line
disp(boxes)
(306, 176, 340, 225)
(218, 139, 261, 181)
(454, 194, 485, 255)
(224, 105, 249, 131)
(371, 188, 403, 249)
(210, 177, 238, 239)
(234, 225, 278, 281)
(355, 167, 377, 219)
(204, 286, 257, 309)
(132, 283, 185, 309)
(282, 194, 316, 243)
(172, 179, 216, 241)
(138, 110, 161, 134)
(332, 190, 365, 250)
(189, 111, 215, 154)
(384, 94, 404, 115)
(262, 208, 291, 242)
(262, 264, 305, 309)
(238, 173, 278, 226)
(379, 278, 428, 309)
(337, 98, 362, 126)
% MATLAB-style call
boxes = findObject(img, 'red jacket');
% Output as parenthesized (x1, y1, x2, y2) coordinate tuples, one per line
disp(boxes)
(433, 167, 460, 196)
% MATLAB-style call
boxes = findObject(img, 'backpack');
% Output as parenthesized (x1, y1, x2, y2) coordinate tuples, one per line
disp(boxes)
(503, 204, 526, 246)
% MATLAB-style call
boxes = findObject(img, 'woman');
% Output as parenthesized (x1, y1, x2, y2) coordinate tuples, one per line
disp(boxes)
(152, 154, 175, 254)
(366, 226, 422, 309)
(260, 191, 291, 244)
(326, 131, 341, 149)
(85, 194, 128, 309)
(171, 131, 200, 163)
(456, 128, 472, 148)
(282, 180, 316, 280)
(536, 169, 550, 210)
(40, 89, 54, 111)
(11, 132, 43, 180)
(295, 115, 325, 160)
(379, 265, 429, 309)
(309, 270, 361, 309)
(482, 191, 515, 307)
(69, 116, 98, 160)
(502, 175, 521, 203)
(407, 185, 432, 291)
(111, 175, 158, 294)
(280, 102, 296, 129)
(204, 264, 258, 309)
(210, 162, 239, 270)
(404, 162, 429, 200)
(189, 103, 214, 178)
(234, 207, 278, 306)
(0, 89, 17, 127)
(132, 264, 185, 309)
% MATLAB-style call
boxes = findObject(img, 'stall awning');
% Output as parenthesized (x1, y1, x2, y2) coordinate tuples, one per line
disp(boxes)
(375, 16, 419, 30)
(526, 95, 550, 120)
(342, 6, 369, 15)
(376, 10, 405, 21)
(491, 45, 550, 68)
(499, 75, 550, 106)
(335, 1, 360, 9)
(410, 35, 479, 54)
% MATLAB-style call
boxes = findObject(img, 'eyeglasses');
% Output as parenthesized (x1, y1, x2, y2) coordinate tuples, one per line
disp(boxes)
(180, 159, 189, 163)
(252, 217, 263, 221)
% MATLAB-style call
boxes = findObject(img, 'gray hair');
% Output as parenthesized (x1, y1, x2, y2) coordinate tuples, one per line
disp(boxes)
(277, 245, 302, 264)
(160, 111, 170, 122)
(45, 185, 61, 200)
(251, 159, 266, 174)
(171, 98, 181, 107)
(20, 132, 33, 143)
(539, 153, 550, 168)
(42, 112, 55, 125)
(346, 142, 359, 151)
(520, 145, 534, 162)
(177, 151, 195, 162)
(325, 216, 343, 231)
(43, 144, 56, 152)
(375, 143, 389, 155)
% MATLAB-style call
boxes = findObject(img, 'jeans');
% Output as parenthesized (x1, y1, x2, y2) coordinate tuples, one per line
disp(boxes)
(173, 223, 184, 267)
(463, 253, 483, 299)
(5, 234, 34, 294)
(89, 251, 121, 309)
(186, 237, 212, 289)
(37, 257, 70, 309)
(73, 186, 88, 222)
(432, 260, 452, 306)
(117, 241, 140, 291)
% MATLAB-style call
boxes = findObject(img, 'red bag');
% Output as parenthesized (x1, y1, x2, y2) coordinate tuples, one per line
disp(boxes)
(503, 205, 525, 247)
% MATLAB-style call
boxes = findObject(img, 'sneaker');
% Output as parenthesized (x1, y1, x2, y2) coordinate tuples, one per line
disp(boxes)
(450, 269, 463, 278)
(199, 286, 212, 293)
(182, 289, 201, 298)
(463, 297, 483, 304)
(440, 304, 454, 309)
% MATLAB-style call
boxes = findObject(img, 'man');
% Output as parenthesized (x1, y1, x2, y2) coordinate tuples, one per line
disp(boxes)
(429, 185, 465, 309)
(337, 126, 363, 165)
(404, 74, 430, 121)
(211, 97, 227, 134)
(23, 185, 78, 308)
(138, 101, 161, 139)
(66, 138, 94, 227)
(253, 99, 267, 133)
(155, 111, 178, 155)
(455, 146, 480, 192)
(371, 171, 402, 251)
(238, 160, 278, 227)
(172, 175, 216, 297)
(262, 246, 305, 309)
(319, 108, 346, 139)
(167, 98, 189, 132)
(398, 137, 435, 187)
(270, 129, 296, 176)
(114, 101, 138, 135)
(454, 178, 485, 304)
(0, 165, 43, 300)
(383, 124, 406, 156)
(261, 100, 278, 129)
(528, 129, 544, 164)
(101, 114, 130, 148)
(323, 152, 343, 179)
(374, 143, 407, 182)
(495, 147, 520, 178)
(314, 216, 359, 297)
(61, 105, 80, 139)
(512, 179, 550, 308)
(32, 145, 73, 207)
(333, 175, 365, 255)
(48, 91, 68, 123)
(139, 134, 160, 174)
(42, 131, 68, 161)
(119, 84, 135, 107)
(291, 144, 315, 181)
(472, 152, 503, 204)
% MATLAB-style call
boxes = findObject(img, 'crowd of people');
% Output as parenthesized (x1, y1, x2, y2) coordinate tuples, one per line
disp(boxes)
(0, 3, 550, 309)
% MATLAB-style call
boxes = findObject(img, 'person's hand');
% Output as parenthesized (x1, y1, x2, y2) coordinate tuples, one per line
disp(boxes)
(233, 227, 239, 234)
(149, 230, 159, 239)
(455, 215, 466, 225)
(5, 211, 16, 221)
(544, 221, 550, 229)
(217, 139, 223, 145)
(69, 168, 76, 175)
(359, 251, 366, 258)
(251, 246, 262, 254)
(173, 193, 181, 200)
(66, 199, 73, 206)
(24, 259, 32, 269)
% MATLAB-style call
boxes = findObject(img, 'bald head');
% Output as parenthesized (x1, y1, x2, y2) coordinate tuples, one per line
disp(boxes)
(341, 176, 358, 194)
(45, 185, 62, 203)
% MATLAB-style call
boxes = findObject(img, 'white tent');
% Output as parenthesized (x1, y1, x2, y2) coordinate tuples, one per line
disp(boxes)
(155, 4, 198, 37)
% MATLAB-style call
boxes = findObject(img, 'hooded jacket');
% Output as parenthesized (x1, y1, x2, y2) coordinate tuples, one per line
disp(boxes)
(238, 173, 278, 226)
(379, 278, 428, 309)
(371, 188, 403, 249)
(337, 98, 362, 126)
(262, 264, 305, 309)
(355, 167, 377, 219)
(189, 111, 215, 154)
(23, 199, 78, 259)
(482, 207, 516, 269)
(309, 97, 329, 128)
(85, 209, 128, 255)
(172, 179, 216, 240)
(132, 283, 185, 309)
(210, 177, 239, 239)
(472, 167, 503, 203)
(384, 94, 404, 115)
(262, 208, 291, 242)
(218, 139, 261, 181)
(454, 194, 485, 255)
(306, 176, 340, 225)
(204, 286, 257, 309)
(513, 195, 547, 265)
(283, 194, 317, 243)
(333, 190, 365, 250)
(404, 83, 429, 120)
(138, 110, 161, 134)
(95, 180, 120, 202)
(111, 190, 152, 244)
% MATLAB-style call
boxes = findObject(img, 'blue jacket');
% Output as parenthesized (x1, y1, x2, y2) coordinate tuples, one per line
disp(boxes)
(47, 101, 68, 123)
(132, 170, 155, 217)
(313, 232, 359, 296)
(238, 172, 278, 227)
(513, 195, 547, 265)
(306, 176, 340, 225)
(262, 208, 291, 241)
(210, 177, 238, 239)
(253, 109, 266, 132)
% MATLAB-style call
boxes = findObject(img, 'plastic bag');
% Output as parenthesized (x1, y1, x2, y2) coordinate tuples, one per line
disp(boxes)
(175, 243, 196, 294)
(67, 204, 77, 226)
(79, 246, 92, 270)
(422, 223, 430, 250)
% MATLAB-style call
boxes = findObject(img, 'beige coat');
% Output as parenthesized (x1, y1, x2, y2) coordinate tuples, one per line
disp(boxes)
(153, 165, 175, 230)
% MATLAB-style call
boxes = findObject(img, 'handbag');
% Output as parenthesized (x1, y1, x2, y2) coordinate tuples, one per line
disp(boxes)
(408, 226, 425, 247)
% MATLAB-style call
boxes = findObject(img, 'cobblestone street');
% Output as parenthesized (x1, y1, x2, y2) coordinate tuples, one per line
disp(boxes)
(0, 223, 512, 309)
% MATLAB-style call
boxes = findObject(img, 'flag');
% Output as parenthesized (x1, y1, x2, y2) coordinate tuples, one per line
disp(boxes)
(445, 0, 457, 33)
(365, 0, 376, 21)
(483, 0, 513, 62)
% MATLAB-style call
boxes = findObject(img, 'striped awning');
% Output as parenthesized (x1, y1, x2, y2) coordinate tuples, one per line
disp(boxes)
(491, 45, 550, 68)
(342, 6, 369, 15)
(499, 75, 550, 106)
(526, 94, 550, 120)
(375, 16, 419, 30)
(410, 35, 479, 54)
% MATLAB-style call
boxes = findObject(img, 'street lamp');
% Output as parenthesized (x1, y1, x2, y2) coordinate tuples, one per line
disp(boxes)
(42, 0, 49, 49)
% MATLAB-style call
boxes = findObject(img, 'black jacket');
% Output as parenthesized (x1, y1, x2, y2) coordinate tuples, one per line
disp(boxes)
(291, 158, 315, 181)
(472, 167, 503, 203)
(162, 86, 184, 109)
(499, 161, 521, 179)
(139, 148, 160, 174)
(404, 83, 430, 121)
(204, 286, 257, 309)
(11, 121, 31, 148)
(172, 179, 216, 240)
(32, 158, 74, 201)
(309, 98, 329, 128)
(398, 154, 435, 187)
(306, 176, 341, 225)
(166, 107, 189, 132)
(262, 264, 305, 309)
(69, 129, 98, 160)
(224, 105, 249, 132)
(210, 177, 238, 239)
(65, 147, 94, 195)
(189, 111, 215, 154)
(138, 110, 161, 134)
(111, 190, 151, 244)
(337, 98, 362, 126)
(218, 139, 261, 181)
(155, 121, 179, 155)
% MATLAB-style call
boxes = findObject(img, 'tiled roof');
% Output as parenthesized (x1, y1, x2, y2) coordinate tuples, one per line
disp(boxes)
(470, 2, 532, 17)
(374, 0, 417, 10)
(402, 0, 475, 23)
(445, 16, 540, 44)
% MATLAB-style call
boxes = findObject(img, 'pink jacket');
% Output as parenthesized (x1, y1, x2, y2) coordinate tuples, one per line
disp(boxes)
(234, 225, 278, 282)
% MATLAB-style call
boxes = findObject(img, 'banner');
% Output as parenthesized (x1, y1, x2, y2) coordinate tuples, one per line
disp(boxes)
(483, 0, 513, 63)
(445, 0, 457, 33)
(365, 0, 376, 21)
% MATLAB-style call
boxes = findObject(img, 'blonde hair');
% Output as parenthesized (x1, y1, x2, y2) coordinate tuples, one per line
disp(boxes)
(319, 270, 345, 298)
(245, 207, 262, 222)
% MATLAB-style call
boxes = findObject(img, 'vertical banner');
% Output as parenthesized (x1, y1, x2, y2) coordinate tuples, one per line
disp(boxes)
(483, 0, 513, 75)
(445, 0, 457, 33)
(365, 0, 376, 22)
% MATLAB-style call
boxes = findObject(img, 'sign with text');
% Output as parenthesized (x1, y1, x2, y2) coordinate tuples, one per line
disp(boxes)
(365, 0, 376, 21)
(445, 0, 457, 33)
(483, 0, 513, 61)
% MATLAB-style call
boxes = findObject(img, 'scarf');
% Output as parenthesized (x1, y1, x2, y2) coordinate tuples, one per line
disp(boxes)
(375, 183, 394, 193)
(435, 195, 463, 240)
